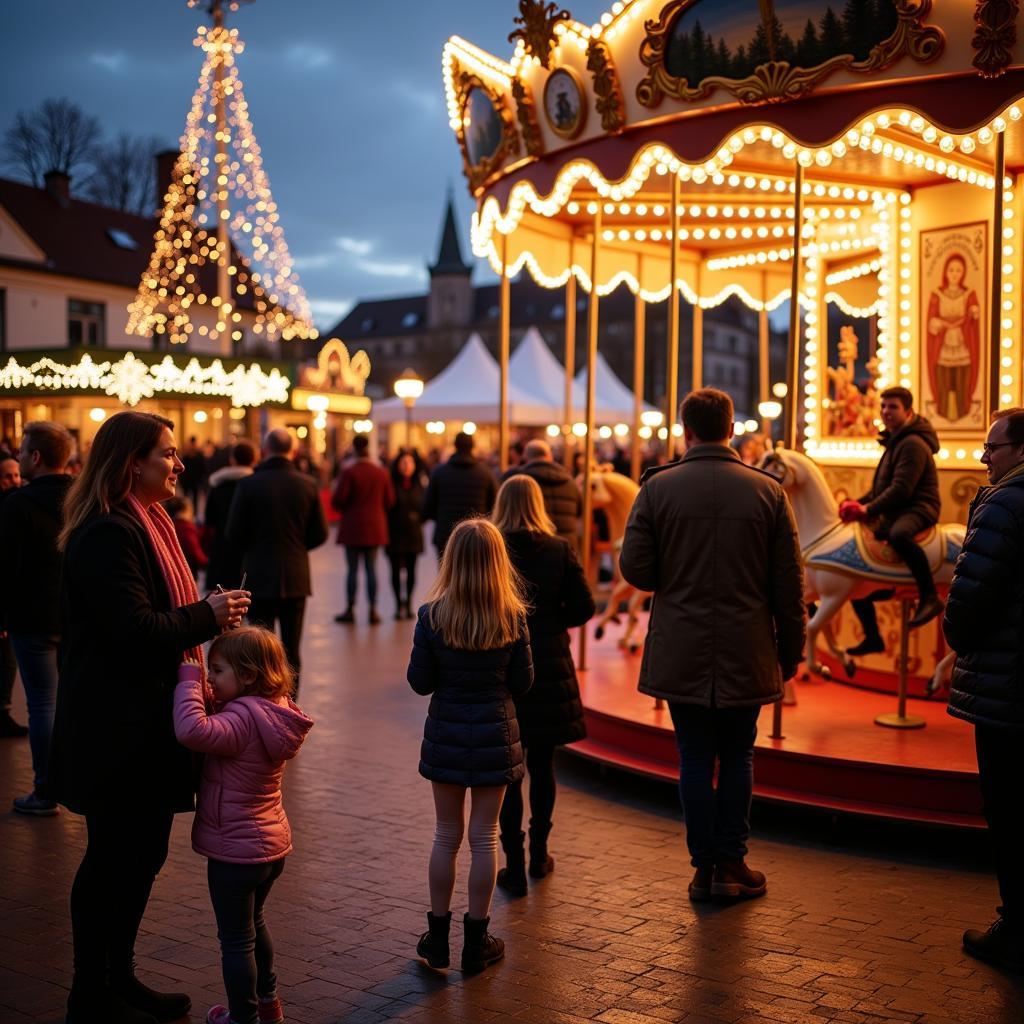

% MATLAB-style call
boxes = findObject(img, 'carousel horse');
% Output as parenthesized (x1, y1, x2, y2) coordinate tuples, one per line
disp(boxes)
(761, 447, 962, 700)
(580, 467, 649, 653)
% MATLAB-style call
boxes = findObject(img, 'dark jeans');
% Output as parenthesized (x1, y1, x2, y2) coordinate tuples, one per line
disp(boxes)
(69, 809, 174, 989)
(499, 744, 556, 839)
(0, 633, 15, 711)
(10, 634, 59, 789)
(850, 588, 896, 644)
(976, 725, 1024, 928)
(208, 858, 285, 1024)
(668, 703, 761, 869)
(387, 551, 417, 608)
(878, 511, 937, 599)
(344, 546, 378, 608)
(248, 598, 305, 693)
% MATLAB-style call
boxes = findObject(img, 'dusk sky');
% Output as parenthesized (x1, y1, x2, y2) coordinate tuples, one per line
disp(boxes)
(1, 1, 614, 332)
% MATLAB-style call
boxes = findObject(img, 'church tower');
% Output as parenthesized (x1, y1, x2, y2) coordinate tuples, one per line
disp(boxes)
(427, 195, 473, 329)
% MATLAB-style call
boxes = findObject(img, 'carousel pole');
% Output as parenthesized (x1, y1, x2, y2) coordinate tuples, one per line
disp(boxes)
(578, 206, 602, 671)
(692, 265, 704, 393)
(990, 132, 1006, 408)
(564, 240, 577, 471)
(499, 230, 511, 473)
(667, 174, 681, 455)
(784, 161, 805, 450)
(759, 269, 770, 434)
(632, 263, 646, 481)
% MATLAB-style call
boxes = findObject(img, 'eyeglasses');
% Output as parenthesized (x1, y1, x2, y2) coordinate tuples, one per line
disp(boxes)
(982, 442, 1019, 454)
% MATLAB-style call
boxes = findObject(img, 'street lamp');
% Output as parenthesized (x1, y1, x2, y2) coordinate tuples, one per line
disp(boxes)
(393, 367, 424, 449)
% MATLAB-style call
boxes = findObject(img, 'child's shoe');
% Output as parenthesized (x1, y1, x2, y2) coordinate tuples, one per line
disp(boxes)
(461, 913, 504, 973)
(258, 994, 285, 1023)
(206, 1006, 232, 1024)
(416, 911, 452, 969)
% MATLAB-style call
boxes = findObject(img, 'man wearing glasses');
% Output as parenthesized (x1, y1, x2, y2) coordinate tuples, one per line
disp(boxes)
(945, 407, 1024, 973)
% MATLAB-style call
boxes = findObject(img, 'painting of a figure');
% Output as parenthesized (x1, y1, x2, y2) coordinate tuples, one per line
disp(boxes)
(920, 223, 986, 431)
(544, 68, 585, 139)
(464, 88, 503, 168)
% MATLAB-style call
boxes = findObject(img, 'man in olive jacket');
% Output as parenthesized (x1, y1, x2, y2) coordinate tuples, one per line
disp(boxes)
(944, 407, 1024, 973)
(620, 388, 805, 902)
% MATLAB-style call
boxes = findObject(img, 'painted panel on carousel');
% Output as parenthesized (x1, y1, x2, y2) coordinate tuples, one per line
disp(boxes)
(823, 319, 881, 439)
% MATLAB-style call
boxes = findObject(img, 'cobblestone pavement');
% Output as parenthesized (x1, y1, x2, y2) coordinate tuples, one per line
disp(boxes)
(2, 547, 1022, 1024)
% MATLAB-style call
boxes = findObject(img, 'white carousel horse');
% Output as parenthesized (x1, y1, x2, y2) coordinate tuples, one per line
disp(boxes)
(580, 467, 649, 653)
(761, 447, 962, 700)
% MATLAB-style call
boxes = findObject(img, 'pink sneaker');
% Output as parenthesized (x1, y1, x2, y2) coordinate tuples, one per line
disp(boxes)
(259, 995, 284, 1023)
(206, 1007, 232, 1024)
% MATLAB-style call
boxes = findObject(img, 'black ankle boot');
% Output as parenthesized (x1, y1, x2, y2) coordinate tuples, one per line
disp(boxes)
(67, 983, 158, 1024)
(528, 822, 554, 879)
(461, 914, 504, 973)
(416, 911, 452, 969)
(496, 831, 528, 897)
(110, 974, 191, 1023)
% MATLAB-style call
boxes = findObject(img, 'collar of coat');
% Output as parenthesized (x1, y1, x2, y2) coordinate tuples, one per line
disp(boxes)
(640, 443, 739, 483)
(255, 456, 296, 473)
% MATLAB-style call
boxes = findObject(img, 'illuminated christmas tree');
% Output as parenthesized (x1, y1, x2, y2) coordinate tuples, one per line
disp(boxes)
(128, 0, 317, 346)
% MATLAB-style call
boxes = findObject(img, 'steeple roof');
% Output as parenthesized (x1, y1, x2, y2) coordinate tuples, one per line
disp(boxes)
(429, 194, 472, 277)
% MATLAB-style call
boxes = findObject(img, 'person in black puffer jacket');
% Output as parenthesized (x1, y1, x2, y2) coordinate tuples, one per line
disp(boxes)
(422, 432, 497, 558)
(502, 439, 582, 550)
(492, 474, 594, 895)
(408, 518, 533, 974)
(944, 407, 1024, 973)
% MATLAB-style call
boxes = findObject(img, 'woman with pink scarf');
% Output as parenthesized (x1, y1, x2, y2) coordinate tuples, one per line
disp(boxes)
(47, 412, 250, 1024)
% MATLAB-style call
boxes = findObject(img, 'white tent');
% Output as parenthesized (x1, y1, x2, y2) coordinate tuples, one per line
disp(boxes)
(373, 332, 554, 426)
(574, 350, 655, 420)
(508, 326, 584, 415)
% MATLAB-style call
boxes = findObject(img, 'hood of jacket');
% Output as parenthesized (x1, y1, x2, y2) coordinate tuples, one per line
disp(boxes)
(208, 465, 254, 488)
(880, 415, 940, 454)
(234, 695, 313, 761)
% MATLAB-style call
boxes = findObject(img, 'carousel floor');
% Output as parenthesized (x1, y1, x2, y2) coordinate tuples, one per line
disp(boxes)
(570, 620, 984, 829)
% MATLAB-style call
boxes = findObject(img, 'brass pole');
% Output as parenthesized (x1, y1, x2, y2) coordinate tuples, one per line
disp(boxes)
(784, 161, 805, 450)
(499, 231, 510, 472)
(632, 275, 646, 482)
(991, 132, 1006, 409)
(759, 269, 770, 433)
(692, 265, 703, 394)
(667, 174, 681, 453)
(579, 207, 602, 671)
(563, 245, 577, 470)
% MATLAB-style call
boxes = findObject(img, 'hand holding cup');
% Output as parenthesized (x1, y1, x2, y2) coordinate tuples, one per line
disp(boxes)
(207, 588, 250, 629)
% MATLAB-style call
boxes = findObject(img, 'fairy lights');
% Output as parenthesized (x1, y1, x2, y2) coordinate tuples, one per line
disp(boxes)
(1000, 178, 1019, 406)
(127, 19, 315, 345)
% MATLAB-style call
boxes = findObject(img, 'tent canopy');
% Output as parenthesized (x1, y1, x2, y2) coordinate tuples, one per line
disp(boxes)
(574, 350, 655, 421)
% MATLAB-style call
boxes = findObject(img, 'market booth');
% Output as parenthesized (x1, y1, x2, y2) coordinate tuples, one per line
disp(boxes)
(442, 0, 1024, 825)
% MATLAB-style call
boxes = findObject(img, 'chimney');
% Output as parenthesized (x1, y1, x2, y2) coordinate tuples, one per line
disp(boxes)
(43, 169, 71, 207)
(155, 150, 179, 215)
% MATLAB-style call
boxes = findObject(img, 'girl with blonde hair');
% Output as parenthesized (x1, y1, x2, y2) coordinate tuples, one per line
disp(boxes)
(408, 517, 533, 973)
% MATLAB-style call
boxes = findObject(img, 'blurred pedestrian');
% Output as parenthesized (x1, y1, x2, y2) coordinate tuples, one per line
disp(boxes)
(945, 407, 1024, 973)
(620, 389, 805, 903)
(408, 518, 533, 974)
(174, 627, 313, 1024)
(736, 433, 767, 467)
(164, 496, 207, 582)
(179, 436, 207, 510)
(385, 452, 425, 620)
(0, 454, 27, 739)
(502, 439, 582, 550)
(422, 431, 496, 559)
(0, 456, 20, 492)
(227, 429, 328, 693)
(48, 411, 249, 1024)
(0, 421, 73, 813)
(492, 475, 594, 895)
(204, 440, 257, 591)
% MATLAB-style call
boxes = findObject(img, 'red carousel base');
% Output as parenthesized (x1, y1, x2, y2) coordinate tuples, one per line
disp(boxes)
(570, 626, 983, 829)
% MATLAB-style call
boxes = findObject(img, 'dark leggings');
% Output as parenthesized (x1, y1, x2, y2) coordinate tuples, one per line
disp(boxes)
(208, 858, 285, 1024)
(499, 744, 557, 838)
(345, 546, 378, 607)
(388, 551, 417, 607)
(69, 809, 174, 990)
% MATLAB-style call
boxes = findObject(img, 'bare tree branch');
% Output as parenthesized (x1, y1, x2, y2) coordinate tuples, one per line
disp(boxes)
(2, 98, 102, 189)
(84, 133, 164, 214)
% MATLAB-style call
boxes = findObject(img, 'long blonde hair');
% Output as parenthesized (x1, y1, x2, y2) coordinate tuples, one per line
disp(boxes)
(59, 411, 173, 551)
(427, 518, 528, 650)
(209, 626, 294, 701)
(492, 474, 555, 536)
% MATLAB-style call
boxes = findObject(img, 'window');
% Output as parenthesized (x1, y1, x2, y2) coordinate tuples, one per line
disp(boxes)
(0, 289, 6, 351)
(401, 311, 421, 328)
(107, 228, 139, 250)
(360, 317, 376, 332)
(550, 303, 565, 320)
(68, 299, 105, 348)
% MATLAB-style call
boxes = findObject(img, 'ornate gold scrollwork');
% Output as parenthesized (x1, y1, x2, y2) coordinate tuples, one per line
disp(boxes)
(586, 38, 627, 132)
(451, 61, 522, 194)
(512, 77, 545, 157)
(508, 0, 571, 69)
(637, 0, 944, 108)
(950, 475, 984, 521)
(972, 0, 1019, 78)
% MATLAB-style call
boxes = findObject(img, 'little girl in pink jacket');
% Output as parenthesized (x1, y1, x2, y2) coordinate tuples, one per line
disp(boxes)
(174, 626, 313, 1024)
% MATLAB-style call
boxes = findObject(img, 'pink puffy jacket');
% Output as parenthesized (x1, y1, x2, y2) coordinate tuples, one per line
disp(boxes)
(173, 667, 313, 863)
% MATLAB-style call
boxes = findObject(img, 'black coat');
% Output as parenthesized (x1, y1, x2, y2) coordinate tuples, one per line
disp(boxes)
(203, 467, 252, 589)
(859, 416, 941, 525)
(502, 460, 582, 548)
(408, 606, 533, 787)
(387, 474, 425, 555)
(226, 457, 328, 599)
(944, 467, 1024, 731)
(0, 473, 72, 635)
(422, 454, 497, 553)
(46, 508, 220, 814)
(503, 530, 594, 746)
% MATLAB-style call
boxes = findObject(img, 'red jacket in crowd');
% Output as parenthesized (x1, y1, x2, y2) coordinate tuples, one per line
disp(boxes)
(331, 455, 395, 548)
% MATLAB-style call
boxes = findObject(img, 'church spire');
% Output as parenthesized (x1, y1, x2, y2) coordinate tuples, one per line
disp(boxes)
(429, 193, 472, 277)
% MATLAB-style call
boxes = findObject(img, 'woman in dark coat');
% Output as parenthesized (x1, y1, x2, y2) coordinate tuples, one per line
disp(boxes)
(48, 411, 249, 1024)
(492, 474, 595, 895)
(387, 451, 426, 619)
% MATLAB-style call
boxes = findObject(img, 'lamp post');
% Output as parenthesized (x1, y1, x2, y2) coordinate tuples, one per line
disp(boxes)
(393, 368, 424, 450)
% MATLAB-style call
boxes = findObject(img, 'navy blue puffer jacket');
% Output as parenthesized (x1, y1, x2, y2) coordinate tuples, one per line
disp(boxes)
(945, 467, 1024, 731)
(408, 605, 534, 787)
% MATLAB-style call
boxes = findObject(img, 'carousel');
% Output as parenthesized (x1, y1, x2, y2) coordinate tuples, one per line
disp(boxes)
(441, 0, 1024, 827)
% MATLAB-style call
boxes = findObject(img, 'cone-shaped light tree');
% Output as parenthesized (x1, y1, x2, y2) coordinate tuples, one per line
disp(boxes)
(128, 0, 317, 346)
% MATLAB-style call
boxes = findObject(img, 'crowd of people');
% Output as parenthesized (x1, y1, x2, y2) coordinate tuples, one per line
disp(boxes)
(0, 387, 1022, 1023)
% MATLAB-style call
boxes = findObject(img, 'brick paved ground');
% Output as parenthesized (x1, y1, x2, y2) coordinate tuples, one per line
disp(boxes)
(2, 546, 1022, 1024)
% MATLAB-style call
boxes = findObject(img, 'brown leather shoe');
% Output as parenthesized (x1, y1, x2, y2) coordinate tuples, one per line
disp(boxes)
(711, 859, 767, 899)
(688, 866, 713, 902)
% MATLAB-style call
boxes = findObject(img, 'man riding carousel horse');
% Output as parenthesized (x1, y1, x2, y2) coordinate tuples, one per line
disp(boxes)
(838, 386, 944, 649)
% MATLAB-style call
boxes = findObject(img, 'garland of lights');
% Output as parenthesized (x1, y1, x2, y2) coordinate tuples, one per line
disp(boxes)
(127, 20, 315, 345)
(0, 353, 290, 408)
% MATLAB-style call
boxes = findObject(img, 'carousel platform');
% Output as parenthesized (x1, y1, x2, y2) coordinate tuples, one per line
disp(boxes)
(570, 621, 984, 830)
